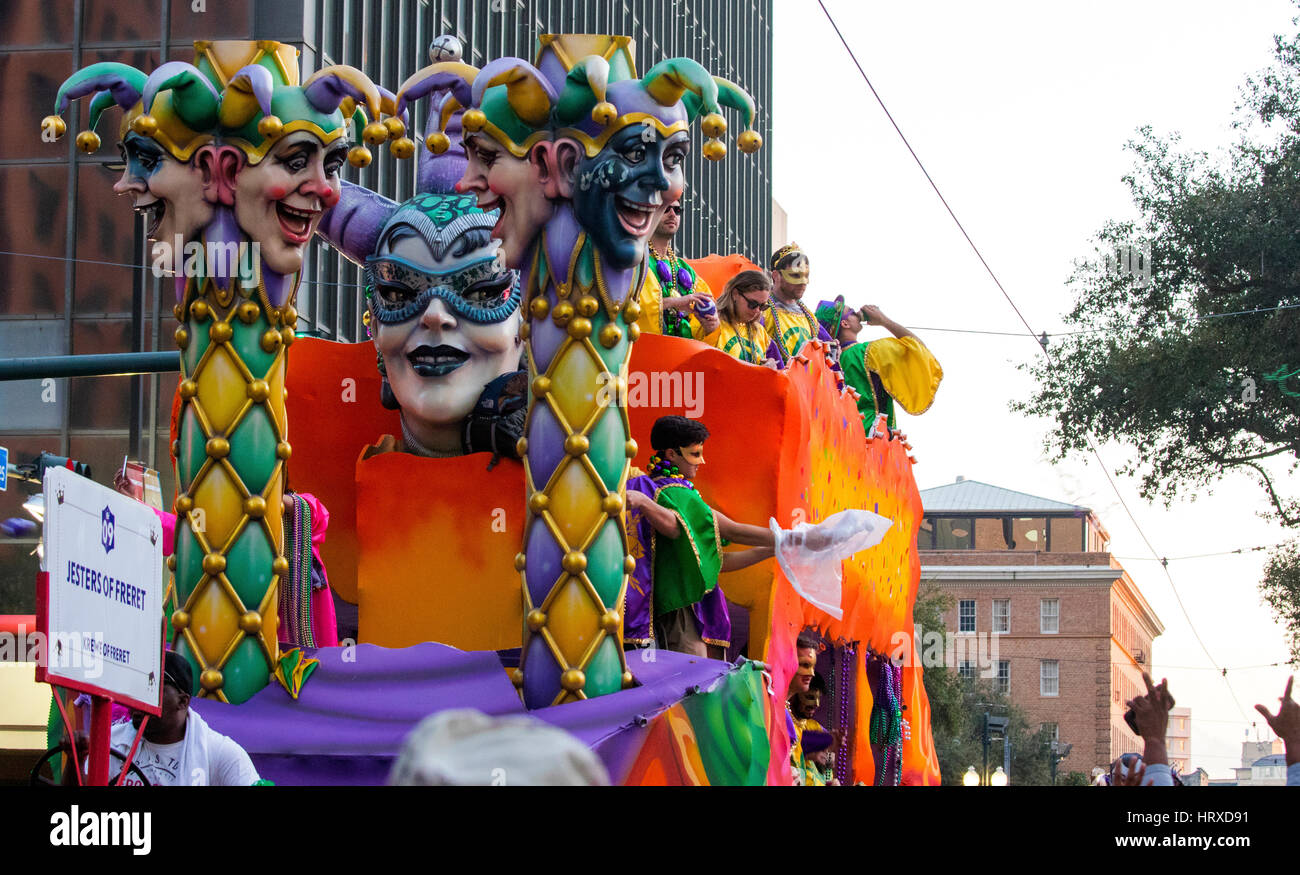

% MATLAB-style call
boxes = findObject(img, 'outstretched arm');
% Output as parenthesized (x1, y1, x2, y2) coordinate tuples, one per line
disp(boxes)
(861, 305, 917, 340)
(715, 511, 775, 548)
(626, 489, 679, 538)
(1255, 675, 1300, 773)
(721, 545, 773, 572)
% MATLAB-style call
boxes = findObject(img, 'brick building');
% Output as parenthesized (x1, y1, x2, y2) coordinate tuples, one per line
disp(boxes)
(919, 477, 1164, 775)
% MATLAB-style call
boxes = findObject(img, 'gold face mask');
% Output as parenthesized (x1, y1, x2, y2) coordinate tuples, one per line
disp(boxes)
(779, 255, 810, 287)
(677, 444, 706, 466)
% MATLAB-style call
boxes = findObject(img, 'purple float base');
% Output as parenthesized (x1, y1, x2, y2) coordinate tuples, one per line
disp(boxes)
(191, 643, 732, 786)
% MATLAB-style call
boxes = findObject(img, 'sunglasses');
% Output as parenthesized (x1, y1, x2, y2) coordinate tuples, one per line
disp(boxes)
(667, 205, 683, 216)
(739, 292, 768, 310)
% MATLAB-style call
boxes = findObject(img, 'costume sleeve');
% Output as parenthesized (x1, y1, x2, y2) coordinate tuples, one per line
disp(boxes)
(863, 336, 943, 415)
(765, 336, 785, 368)
(652, 486, 722, 615)
(636, 271, 664, 337)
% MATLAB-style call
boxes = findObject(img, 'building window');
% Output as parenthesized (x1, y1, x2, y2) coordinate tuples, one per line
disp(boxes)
(958, 660, 975, 679)
(1040, 598, 1059, 634)
(992, 599, 1010, 634)
(1041, 722, 1059, 742)
(959, 599, 976, 633)
(1040, 660, 1059, 697)
(934, 517, 974, 550)
(996, 660, 1010, 695)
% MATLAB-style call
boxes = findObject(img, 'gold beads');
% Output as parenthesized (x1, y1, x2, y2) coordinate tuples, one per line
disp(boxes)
(738, 129, 763, 154)
(242, 496, 267, 518)
(75, 131, 101, 153)
(591, 101, 618, 125)
(201, 552, 227, 575)
(567, 316, 592, 339)
(348, 145, 373, 168)
(246, 379, 270, 402)
(190, 300, 210, 321)
(564, 434, 589, 456)
(600, 610, 621, 634)
(530, 296, 550, 320)
(575, 295, 600, 318)
(205, 437, 230, 458)
(561, 551, 587, 574)
(560, 668, 586, 692)
(362, 121, 389, 146)
(261, 329, 281, 352)
(199, 668, 223, 692)
(237, 301, 260, 324)
(257, 115, 284, 139)
(622, 301, 642, 324)
(170, 609, 189, 632)
(528, 493, 550, 513)
(598, 323, 623, 349)
(601, 493, 624, 516)
(551, 301, 574, 327)
(531, 375, 552, 396)
(426, 132, 451, 154)
(701, 112, 727, 139)
(209, 321, 233, 344)
(526, 609, 547, 632)
(238, 610, 262, 634)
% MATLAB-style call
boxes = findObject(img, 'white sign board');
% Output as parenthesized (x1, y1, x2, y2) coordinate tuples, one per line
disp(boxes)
(38, 466, 164, 714)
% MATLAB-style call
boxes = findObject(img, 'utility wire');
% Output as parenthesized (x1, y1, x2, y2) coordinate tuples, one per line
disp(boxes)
(816, 0, 1256, 720)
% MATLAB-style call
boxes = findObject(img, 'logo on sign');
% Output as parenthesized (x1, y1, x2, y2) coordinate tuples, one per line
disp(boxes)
(101, 506, 116, 553)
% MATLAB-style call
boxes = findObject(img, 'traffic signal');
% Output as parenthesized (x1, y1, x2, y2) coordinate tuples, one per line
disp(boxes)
(35, 452, 91, 479)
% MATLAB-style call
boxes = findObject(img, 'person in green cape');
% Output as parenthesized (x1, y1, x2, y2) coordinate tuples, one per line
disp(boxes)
(622, 416, 774, 660)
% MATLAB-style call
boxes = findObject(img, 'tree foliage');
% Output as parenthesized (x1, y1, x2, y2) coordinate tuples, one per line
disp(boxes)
(1014, 10, 1300, 664)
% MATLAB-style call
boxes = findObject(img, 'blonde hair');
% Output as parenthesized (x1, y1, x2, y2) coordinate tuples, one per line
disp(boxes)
(718, 269, 773, 322)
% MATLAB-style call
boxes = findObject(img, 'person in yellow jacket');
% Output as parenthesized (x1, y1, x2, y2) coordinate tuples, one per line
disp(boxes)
(703, 269, 783, 366)
(636, 200, 720, 339)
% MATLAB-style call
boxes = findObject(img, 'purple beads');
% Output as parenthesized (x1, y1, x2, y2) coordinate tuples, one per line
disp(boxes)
(677, 267, 693, 290)
(656, 259, 673, 284)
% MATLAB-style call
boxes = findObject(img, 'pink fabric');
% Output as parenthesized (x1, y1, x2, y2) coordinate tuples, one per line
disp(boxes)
(151, 508, 176, 557)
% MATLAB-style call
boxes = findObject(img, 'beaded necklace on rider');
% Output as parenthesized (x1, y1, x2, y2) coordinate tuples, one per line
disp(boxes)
(765, 297, 820, 365)
(647, 452, 697, 490)
(648, 243, 696, 338)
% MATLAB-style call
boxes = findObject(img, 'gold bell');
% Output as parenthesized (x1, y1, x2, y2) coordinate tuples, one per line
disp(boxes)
(348, 145, 373, 168)
(390, 137, 416, 159)
(738, 129, 763, 153)
(257, 115, 284, 139)
(75, 131, 101, 153)
(426, 132, 451, 155)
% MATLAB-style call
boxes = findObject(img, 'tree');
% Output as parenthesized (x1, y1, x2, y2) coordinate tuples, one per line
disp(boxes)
(1015, 9, 1300, 665)
(913, 583, 1055, 785)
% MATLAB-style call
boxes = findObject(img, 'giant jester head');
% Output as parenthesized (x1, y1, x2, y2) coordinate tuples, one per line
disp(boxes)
(44, 57, 224, 247)
(549, 55, 763, 270)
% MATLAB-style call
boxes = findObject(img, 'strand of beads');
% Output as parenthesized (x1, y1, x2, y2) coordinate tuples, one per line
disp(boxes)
(649, 244, 695, 338)
(646, 452, 696, 489)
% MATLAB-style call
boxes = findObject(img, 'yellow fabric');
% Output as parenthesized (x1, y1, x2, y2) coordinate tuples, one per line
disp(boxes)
(704, 318, 776, 364)
(636, 271, 711, 339)
(863, 336, 944, 415)
(763, 304, 819, 360)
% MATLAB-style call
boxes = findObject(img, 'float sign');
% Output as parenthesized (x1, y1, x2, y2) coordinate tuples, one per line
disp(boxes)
(37, 466, 163, 714)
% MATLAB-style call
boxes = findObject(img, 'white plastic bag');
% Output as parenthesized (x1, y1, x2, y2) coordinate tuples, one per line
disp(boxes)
(768, 508, 893, 619)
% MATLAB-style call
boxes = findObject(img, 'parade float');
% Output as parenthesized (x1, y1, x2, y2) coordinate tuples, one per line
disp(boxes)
(39, 33, 940, 786)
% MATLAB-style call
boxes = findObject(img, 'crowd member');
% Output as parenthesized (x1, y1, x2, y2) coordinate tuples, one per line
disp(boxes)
(94, 652, 262, 786)
(764, 243, 835, 365)
(786, 633, 821, 779)
(800, 729, 838, 786)
(1255, 675, 1300, 786)
(815, 297, 944, 433)
(638, 200, 720, 339)
(622, 416, 774, 659)
(705, 269, 783, 366)
(1102, 672, 1177, 787)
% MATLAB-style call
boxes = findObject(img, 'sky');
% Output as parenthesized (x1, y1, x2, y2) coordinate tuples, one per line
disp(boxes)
(770, 0, 1299, 779)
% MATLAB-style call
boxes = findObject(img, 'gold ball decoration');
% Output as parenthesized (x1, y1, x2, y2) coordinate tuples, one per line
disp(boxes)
(600, 610, 621, 634)
(257, 115, 284, 139)
(598, 323, 623, 349)
(515, 437, 528, 456)
(199, 668, 223, 692)
(242, 496, 267, 518)
(561, 551, 587, 574)
(348, 145, 373, 168)
(701, 112, 728, 139)
(551, 301, 574, 327)
(601, 493, 624, 516)
(511, 668, 525, 688)
(201, 552, 227, 575)
(462, 109, 487, 133)
(390, 136, 416, 160)
(209, 321, 233, 344)
(280, 326, 296, 346)
(591, 101, 619, 126)
(383, 116, 407, 138)
(627, 323, 641, 342)
(42, 115, 67, 139)
(282, 305, 298, 324)
(272, 556, 290, 576)
(131, 115, 159, 137)
(246, 379, 270, 402)
(625, 439, 638, 458)
(237, 301, 260, 324)
(175, 494, 194, 514)
(575, 295, 600, 317)
(528, 492, 550, 513)
(564, 434, 590, 456)
(261, 329, 281, 352)
(531, 375, 552, 396)
(238, 610, 263, 634)
(514, 552, 527, 572)
(526, 609, 548, 632)
(75, 131, 102, 153)
(737, 129, 763, 154)
(166, 555, 178, 572)
(170, 439, 180, 458)
(425, 132, 451, 155)
(518, 322, 530, 341)
(560, 668, 586, 692)
(190, 300, 211, 321)
(174, 327, 189, 348)
(362, 310, 372, 328)
(567, 316, 592, 339)
(529, 296, 551, 320)
(170, 609, 189, 632)
(622, 671, 636, 688)
(179, 380, 198, 400)
(205, 437, 230, 459)
(172, 303, 184, 321)
(362, 121, 389, 146)
(622, 300, 642, 324)
(623, 555, 637, 574)
(276, 440, 292, 460)
(703, 139, 727, 162)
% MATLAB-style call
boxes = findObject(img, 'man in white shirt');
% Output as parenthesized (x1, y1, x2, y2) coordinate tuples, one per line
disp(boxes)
(109, 651, 261, 787)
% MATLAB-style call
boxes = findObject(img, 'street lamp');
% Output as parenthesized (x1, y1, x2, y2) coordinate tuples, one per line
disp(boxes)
(990, 766, 1008, 786)
(962, 766, 980, 786)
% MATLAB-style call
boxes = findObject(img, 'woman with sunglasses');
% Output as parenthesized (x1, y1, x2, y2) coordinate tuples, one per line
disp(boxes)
(705, 269, 784, 367)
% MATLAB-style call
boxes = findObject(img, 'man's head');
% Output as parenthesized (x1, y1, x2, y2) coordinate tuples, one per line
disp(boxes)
(770, 243, 810, 302)
(838, 308, 863, 346)
(790, 631, 819, 695)
(133, 651, 192, 742)
(650, 415, 710, 480)
(653, 199, 683, 242)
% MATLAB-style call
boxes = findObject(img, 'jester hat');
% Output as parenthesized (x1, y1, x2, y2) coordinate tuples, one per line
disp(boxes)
(815, 297, 848, 336)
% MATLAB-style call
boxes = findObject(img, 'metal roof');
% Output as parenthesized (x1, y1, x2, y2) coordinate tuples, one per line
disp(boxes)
(918, 478, 1091, 514)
